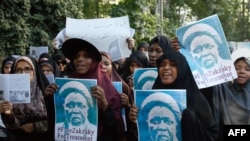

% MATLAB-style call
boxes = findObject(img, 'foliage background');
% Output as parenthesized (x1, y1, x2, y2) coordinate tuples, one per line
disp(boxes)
(0, 0, 250, 58)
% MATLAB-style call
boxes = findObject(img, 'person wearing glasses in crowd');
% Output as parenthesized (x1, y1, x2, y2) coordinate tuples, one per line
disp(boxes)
(0, 55, 50, 141)
(52, 53, 72, 78)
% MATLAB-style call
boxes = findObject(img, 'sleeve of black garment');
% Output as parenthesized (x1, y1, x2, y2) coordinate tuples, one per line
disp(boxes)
(102, 105, 115, 128)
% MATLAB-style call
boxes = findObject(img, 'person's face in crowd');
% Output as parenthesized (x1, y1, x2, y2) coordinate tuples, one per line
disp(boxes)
(57, 60, 66, 72)
(190, 35, 219, 69)
(148, 106, 177, 141)
(139, 47, 149, 58)
(3, 63, 13, 74)
(139, 46, 148, 54)
(64, 93, 88, 127)
(234, 59, 250, 85)
(100, 55, 112, 77)
(15, 60, 34, 81)
(73, 50, 93, 74)
(139, 46, 147, 52)
(149, 42, 164, 67)
(41, 65, 53, 75)
(129, 61, 142, 74)
(159, 59, 178, 85)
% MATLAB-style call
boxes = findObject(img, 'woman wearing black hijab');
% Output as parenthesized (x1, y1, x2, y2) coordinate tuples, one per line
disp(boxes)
(129, 51, 218, 141)
(40, 59, 60, 77)
(0, 55, 50, 141)
(120, 50, 149, 90)
(200, 52, 250, 141)
(0, 56, 16, 141)
(148, 35, 173, 68)
(1, 56, 16, 74)
(38, 53, 52, 65)
(52, 53, 72, 77)
(153, 52, 218, 140)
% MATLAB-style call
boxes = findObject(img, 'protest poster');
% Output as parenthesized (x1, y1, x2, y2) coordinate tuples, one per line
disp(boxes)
(176, 14, 237, 88)
(54, 78, 97, 141)
(133, 68, 157, 90)
(0, 74, 30, 103)
(135, 89, 186, 141)
(66, 16, 131, 61)
(112, 81, 127, 131)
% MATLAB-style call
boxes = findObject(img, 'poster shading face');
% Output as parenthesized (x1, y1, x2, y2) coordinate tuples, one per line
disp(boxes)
(135, 90, 186, 141)
(176, 14, 237, 88)
(54, 78, 97, 141)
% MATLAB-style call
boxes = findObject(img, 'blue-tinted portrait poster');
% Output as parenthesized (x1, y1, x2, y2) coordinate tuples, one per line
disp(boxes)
(133, 68, 158, 90)
(54, 78, 97, 141)
(112, 81, 127, 131)
(176, 14, 237, 89)
(135, 89, 186, 141)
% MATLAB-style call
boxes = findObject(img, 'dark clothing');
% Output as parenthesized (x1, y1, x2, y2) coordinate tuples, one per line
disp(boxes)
(1, 56, 50, 141)
(152, 51, 219, 141)
(62, 61, 74, 77)
(201, 79, 250, 141)
(40, 59, 60, 77)
(51, 53, 71, 77)
(149, 35, 173, 53)
(38, 53, 52, 65)
(69, 62, 124, 141)
(45, 61, 125, 141)
(148, 35, 174, 68)
(1, 56, 16, 73)
(121, 50, 149, 85)
(2, 127, 49, 141)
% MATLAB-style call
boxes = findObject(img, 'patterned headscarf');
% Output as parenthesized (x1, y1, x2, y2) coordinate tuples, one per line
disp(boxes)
(12, 56, 49, 121)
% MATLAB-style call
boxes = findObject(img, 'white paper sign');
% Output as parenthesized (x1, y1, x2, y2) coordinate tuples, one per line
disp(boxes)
(0, 74, 30, 103)
(29, 46, 49, 60)
(66, 16, 132, 61)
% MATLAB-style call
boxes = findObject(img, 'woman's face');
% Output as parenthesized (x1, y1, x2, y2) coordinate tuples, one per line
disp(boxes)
(15, 60, 34, 81)
(148, 42, 164, 67)
(3, 63, 13, 74)
(159, 59, 178, 85)
(234, 59, 250, 85)
(100, 55, 112, 77)
(73, 50, 93, 74)
(129, 61, 142, 74)
(57, 60, 66, 72)
(41, 65, 53, 75)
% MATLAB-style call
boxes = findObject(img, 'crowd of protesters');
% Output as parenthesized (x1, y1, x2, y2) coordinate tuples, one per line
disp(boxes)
(0, 26, 249, 141)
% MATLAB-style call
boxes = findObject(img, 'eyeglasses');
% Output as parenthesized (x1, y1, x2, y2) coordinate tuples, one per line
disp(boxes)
(15, 67, 33, 73)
